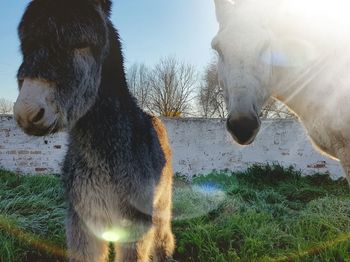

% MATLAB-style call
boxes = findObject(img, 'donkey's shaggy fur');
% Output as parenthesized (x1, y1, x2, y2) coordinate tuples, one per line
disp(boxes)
(15, 0, 175, 261)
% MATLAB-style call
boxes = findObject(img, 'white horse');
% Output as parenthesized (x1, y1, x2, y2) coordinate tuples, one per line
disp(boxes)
(213, 0, 350, 183)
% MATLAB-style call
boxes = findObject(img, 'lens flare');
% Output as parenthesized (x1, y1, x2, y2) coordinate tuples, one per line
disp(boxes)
(193, 182, 223, 194)
(96, 226, 130, 243)
(102, 231, 120, 242)
(173, 180, 228, 221)
(271, 233, 350, 262)
(0, 215, 68, 259)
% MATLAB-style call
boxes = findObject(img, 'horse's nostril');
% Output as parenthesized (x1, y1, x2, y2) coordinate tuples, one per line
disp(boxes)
(31, 108, 45, 123)
(227, 115, 260, 145)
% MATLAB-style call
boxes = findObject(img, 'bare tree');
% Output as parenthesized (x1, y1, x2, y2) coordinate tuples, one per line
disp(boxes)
(199, 58, 294, 119)
(147, 57, 197, 117)
(260, 99, 296, 119)
(0, 98, 13, 114)
(127, 63, 151, 110)
(198, 60, 227, 118)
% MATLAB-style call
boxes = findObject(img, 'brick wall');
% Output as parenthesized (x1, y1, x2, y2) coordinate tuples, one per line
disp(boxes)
(0, 115, 67, 174)
(0, 115, 345, 179)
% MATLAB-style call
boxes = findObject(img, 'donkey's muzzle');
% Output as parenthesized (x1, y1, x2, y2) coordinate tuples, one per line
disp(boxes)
(14, 106, 52, 136)
(227, 114, 260, 145)
(14, 79, 58, 136)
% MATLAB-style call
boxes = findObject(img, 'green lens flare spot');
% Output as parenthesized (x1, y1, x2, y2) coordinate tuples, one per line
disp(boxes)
(102, 231, 120, 242)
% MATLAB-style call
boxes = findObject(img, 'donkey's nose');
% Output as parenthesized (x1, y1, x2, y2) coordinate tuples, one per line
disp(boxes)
(13, 78, 58, 136)
(14, 103, 51, 136)
(227, 114, 260, 145)
(30, 108, 45, 123)
(14, 103, 45, 125)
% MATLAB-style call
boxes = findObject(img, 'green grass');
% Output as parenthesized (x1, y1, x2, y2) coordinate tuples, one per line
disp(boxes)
(0, 170, 66, 262)
(0, 165, 349, 262)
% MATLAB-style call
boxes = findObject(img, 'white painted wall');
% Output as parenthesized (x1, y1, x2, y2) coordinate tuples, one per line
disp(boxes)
(0, 115, 345, 179)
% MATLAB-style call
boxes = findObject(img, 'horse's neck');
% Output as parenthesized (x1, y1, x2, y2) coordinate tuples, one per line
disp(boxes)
(265, 1, 341, 118)
(270, 55, 335, 118)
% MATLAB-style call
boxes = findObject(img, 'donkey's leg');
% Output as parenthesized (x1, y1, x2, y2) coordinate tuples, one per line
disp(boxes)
(114, 227, 155, 262)
(336, 148, 350, 184)
(114, 243, 138, 262)
(152, 210, 175, 262)
(152, 187, 175, 261)
(153, 223, 175, 262)
(151, 118, 175, 262)
(66, 209, 109, 262)
(115, 242, 151, 262)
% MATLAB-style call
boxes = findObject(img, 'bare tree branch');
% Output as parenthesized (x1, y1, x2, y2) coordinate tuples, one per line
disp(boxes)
(260, 98, 296, 119)
(126, 63, 151, 110)
(198, 59, 227, 118)
(0, 98, 13, 114)
(147, 57, 197, 117)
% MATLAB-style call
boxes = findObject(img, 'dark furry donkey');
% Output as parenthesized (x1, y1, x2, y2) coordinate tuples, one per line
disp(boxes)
(13, 0, 175, 261)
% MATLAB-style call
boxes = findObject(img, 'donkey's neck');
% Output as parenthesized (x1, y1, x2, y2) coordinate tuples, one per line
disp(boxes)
(71, 23, 141, 141)
(90, 22, 138, 115)
(98, 23, 130, 100)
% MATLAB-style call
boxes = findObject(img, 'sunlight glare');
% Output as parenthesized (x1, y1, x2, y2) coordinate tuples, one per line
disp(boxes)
(285, 0, 350, 31)
(102, 231, 121, 242)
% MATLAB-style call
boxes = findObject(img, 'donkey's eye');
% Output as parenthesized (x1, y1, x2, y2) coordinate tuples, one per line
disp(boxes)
(75, 46, 90, 51)
(74, 47, 92, 55)
(18, 78, 24, 89)
(76, 46, 89, 51)
(73, 43, 90, 50)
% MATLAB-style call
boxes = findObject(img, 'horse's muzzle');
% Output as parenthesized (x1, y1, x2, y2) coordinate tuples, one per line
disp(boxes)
(226, 114, 261, 145)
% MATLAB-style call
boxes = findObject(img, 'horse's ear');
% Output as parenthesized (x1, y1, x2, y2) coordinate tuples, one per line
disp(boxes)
(214, 0, 235, 25)
(260, 37, 318, 68)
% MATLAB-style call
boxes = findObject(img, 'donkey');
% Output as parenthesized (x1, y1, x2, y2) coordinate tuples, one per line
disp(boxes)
(13, 0, 175, 261)
(213, 0, 350, 183)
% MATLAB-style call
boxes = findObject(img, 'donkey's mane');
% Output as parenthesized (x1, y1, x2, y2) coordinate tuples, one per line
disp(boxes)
(99, 22, 136, 107)
(72, 15, 157, 167)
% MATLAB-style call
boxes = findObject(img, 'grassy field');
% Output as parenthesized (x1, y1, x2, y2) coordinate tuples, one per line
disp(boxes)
(0, 165, 349, 262)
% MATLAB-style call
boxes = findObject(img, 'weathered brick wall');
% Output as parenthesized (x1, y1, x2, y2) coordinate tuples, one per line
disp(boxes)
(0, 115, 67, 174)
(0, 115, 345, 179)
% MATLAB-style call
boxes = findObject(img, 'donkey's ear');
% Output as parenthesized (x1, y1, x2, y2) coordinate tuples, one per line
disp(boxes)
(214, 0, 235, 25)
(91, 0, 109, 4)
(90, 0, 112, 13)
(260, 37, 318, 68)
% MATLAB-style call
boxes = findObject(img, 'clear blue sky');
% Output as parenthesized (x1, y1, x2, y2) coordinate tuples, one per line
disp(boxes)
(0, 0, 218, 102)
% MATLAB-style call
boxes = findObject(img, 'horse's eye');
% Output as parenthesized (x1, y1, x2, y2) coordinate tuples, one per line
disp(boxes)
(212, 39, 224, 58)
(216, 48, 223, 58)
(213, 46, 224, 61)
(211, 36, 219, 50)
